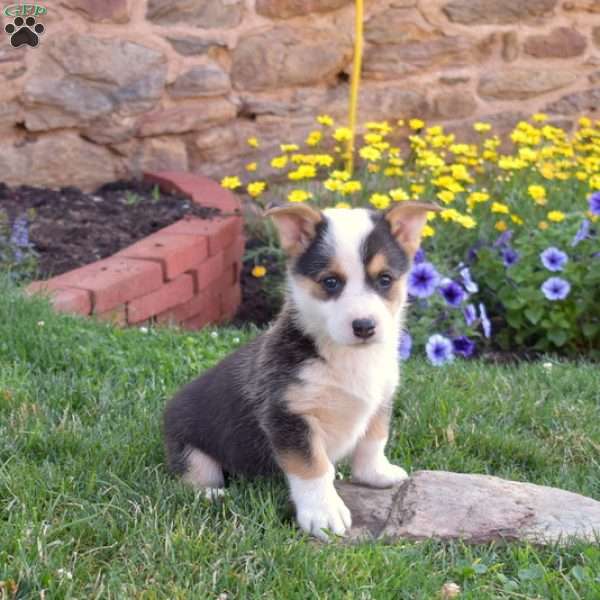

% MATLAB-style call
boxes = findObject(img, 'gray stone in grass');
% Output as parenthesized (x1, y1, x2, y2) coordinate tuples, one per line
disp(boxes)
(335, 470, 600, 545)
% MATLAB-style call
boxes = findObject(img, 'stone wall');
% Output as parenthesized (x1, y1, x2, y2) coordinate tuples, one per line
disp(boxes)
(0, 0, 599, 191)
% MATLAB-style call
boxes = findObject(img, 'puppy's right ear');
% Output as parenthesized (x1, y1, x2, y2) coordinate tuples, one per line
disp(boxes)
(265, 204, 323, 256)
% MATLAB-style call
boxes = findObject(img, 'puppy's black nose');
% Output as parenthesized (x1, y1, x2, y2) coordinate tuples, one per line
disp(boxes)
(352, 318, 376, 339)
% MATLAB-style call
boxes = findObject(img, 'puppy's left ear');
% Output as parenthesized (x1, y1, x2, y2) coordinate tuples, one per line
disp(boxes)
(385, 202, 441, 257)
(264, 204, 323, 257)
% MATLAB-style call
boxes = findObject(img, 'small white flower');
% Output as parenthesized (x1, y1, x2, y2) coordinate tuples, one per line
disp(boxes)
(543, 362, 553, 369)
(37, 320, 45, 327)
(210, 331, 218, 338)
(139, 327, 148, 334)
(441, 582, 461, 598)
(233, 337, 240, 344)
(57, 569, 73, 580)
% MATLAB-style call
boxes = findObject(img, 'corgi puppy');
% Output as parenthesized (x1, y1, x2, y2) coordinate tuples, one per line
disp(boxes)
(163, 201, 438, 540)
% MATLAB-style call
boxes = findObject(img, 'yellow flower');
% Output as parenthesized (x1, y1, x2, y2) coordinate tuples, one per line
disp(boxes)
(457, 215, 476, 229)
(288, 166, 316, 180)
(364, 132, 383, 145)
(384, 167, 403, 177)
(333, 127, 352, 142)
(324, 178, 343, 192)
(366, 121, 392, 134)
(335, 201, 351, 209)
(579, 116, 592, 128)
(359, 146, 382, 162)
(280, 144, 300, 153)
(590, 174, 600, 190)
(532, 113, 548, 123)
(369, 193, 391, 210)
(306, 130, 322, 146)
(220, 176, 241, 190)
(473, 122, 492, 133)
(538, 220, 549, 230)
(411, 184, 425, 195)
(247, 137, 259, 148)
(422, 224, 435, 237)
(247, 181, 266, 197)
(389, 188, 409, 202)
(271, 155, 288, 169)
(498, 156, 527, 170)
(288, 189, 312, 203)
(251, 265, 267, 278)
(437, 190, 455, 204)
(495, 220, 508, 232)
(409, 118, 425, 130)
(450, 164, 474, 183)
(511, 214, 524, 225)
(547, 210, 565, 222)
(440, 208, 461, 222)
(433, 176, 464, 193)
(528, 185, 547, 204)
(491, 202, 509, 214)
(466, 191, 490, 210)
(367, 163, 381, 173)
(331, 170, 350, 181)
(317, 114, 334, 127)
(342, 180, 362, 195)
(245, 162, 257, 172)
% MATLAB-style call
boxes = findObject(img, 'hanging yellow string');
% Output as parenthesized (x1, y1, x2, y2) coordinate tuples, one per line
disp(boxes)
(345, 0, 364, 176)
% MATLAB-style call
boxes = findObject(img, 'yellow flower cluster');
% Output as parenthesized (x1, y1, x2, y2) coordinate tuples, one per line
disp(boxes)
(219, 112, 599, 238)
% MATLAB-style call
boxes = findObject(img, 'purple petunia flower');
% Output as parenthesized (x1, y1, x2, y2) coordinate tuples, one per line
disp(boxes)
(501, 247, 520, 267)
(540, 247, 568, 272)
(479, 302, 492, 338)
(408, 261, 440, 298)
(426, 334, 454, 366)
(589, 191, 600, 216)
(464, 303, 477, 327)
(413, 248, 426, 264)
(452, 336, 476, 358)
(459, 267, 478, 294)
(541, 277, 571, 301)
(439, 278, 465, 307)
(494, 230, 513, 247)
(571, 219, 590, 247)
(398, 331, 412, 361)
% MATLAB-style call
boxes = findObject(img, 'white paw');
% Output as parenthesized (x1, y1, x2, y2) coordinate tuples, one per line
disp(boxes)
(296, 489, 352, 542)
(352, 460, 408, 488)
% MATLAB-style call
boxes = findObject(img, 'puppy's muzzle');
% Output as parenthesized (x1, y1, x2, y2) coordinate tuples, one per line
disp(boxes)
(352, 318, 376, 340)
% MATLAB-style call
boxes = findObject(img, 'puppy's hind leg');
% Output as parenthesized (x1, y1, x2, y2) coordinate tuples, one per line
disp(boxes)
(182, 446, 225, 499)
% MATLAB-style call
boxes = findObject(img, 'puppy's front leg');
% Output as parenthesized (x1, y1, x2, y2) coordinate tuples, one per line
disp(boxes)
(270, 413, 351, 541)
(351, 404, 408, 488)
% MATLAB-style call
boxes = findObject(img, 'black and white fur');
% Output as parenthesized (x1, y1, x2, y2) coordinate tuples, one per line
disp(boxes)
(164, 202, 437, 540)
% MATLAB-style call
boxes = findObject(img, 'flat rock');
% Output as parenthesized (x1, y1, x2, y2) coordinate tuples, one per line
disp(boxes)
(60, 0, 131, 23)
(545, 87, 600, 114)
(256, 0, 352, 19)
(336, 471, 600, 545)
(23, 33, 167, 131)
(443, 0, 558, 24)
(524, 27, 586, 58)
(170, 63, 231, 98)
(146, 0, 243, 28)
(478, 68, 578, 100)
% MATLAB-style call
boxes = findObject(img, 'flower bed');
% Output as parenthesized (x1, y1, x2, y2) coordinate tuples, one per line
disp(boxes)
(23, 172, 245, 330)
(222, 114, 600, 360)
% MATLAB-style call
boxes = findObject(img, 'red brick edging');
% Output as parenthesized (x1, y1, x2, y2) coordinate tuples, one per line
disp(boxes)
(26, 172, 245, 330)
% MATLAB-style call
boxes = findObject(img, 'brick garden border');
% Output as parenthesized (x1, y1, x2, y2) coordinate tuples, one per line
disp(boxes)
(26, 172, 245, 330)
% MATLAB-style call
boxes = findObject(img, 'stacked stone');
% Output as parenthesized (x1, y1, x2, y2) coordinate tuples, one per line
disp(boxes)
(0, 0, 598, 190)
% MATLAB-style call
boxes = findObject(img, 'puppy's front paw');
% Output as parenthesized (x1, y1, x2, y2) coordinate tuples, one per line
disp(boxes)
(296, 489, 352, 542)
(352, 460, 408, 489)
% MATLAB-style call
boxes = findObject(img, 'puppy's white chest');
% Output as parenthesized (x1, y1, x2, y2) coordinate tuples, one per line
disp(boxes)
(299, 344, 399, 462)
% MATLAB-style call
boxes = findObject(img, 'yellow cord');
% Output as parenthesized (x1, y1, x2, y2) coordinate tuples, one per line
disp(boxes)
(346, 0, 364, 176)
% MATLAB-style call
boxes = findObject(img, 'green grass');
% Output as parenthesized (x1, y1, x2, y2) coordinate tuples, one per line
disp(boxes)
(1, 279, 599, 599)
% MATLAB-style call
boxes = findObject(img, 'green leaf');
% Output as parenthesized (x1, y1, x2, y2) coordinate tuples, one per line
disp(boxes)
(548, 329, 568, 347)
(518, 565, 545, 581)
(524, 306, 544, 325)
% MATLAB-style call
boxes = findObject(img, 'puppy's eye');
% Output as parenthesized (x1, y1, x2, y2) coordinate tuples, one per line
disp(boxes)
(377, 273, 393, 288)
(322, 276, 341, 292)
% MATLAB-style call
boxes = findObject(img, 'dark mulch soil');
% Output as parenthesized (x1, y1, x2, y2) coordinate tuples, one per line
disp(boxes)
(0, 179, 220, 279)
(0, 179, 279, 326)
(232, 238, 284, 328)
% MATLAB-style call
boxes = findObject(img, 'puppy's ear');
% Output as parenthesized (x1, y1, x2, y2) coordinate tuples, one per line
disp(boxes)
(385, 201, 441, 257)
(265, 204, 323, 256)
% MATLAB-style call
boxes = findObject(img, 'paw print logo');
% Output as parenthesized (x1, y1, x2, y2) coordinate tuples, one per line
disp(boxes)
(4, 16, 45, 48)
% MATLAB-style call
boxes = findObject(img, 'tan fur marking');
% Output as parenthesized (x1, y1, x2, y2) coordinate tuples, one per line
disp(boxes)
(278, 429, 330, 480)
(382, 276, 407, 316)
(366, 253, 388, 279)
(363, 404, 392, 441)
(285, 383, 368, 461)
(294, 258, 347, 301)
